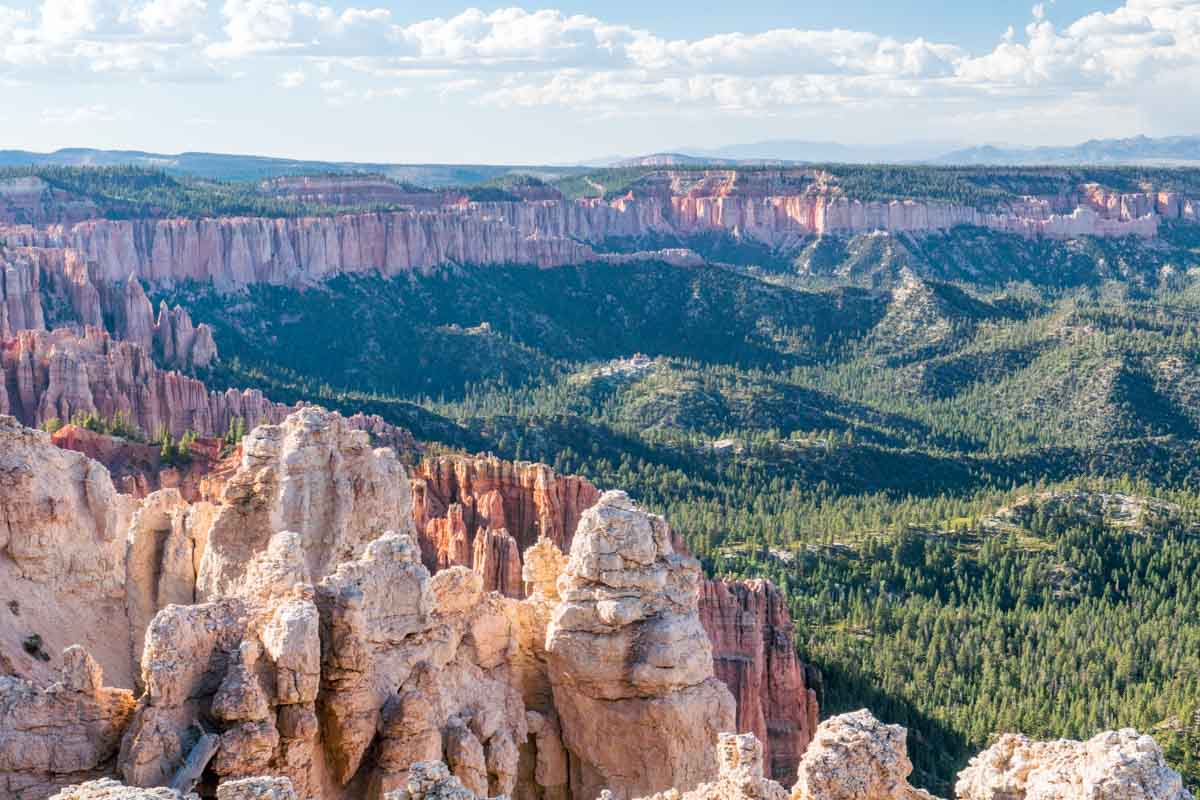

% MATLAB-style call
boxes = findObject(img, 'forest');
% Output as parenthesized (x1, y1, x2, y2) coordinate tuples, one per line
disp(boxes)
(9, 162, 1200, 220)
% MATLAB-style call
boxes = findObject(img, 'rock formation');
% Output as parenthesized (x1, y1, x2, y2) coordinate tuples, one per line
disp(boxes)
(0, 327, 415, 455)
(957, 730, 1194, 800)
(50, 424, 231, 502)
(0, 647, 138, 800)
(0, 327, 285, 439)
(0, 416, 139, 687)
(0, 246, 101, 338)
(699, 580, 819, 783)
(412, 455, 601, 576)
(792, 710, 936, 800)
(545, 491, 736, 800)
(47, 780, 195, 800)
(2, 405, 1194, 800)
(414, 455, 820, 779)
(0, 177, 101, 227)
(635, 732, 789, 800)
(0, 407, 732, 800)
(0, 245, 214, 371)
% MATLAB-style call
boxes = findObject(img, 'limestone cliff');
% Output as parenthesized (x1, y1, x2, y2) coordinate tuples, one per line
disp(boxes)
(2, 170, 1193, 293)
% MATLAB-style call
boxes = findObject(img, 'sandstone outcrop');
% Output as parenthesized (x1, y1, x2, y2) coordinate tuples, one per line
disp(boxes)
(956, 730, 1194, 800)
(0, 647, 137, 800)
(51, 424, 231, 502)
(47, 779, 195, 800)
(0, 407, 712, 800)
(413, 455, 820, 777)
(0, 244, 214, 370)
(0, 327, 415, 455)
(791, 710, 936, 800)
(636, 732, 789, 800)
(0, 327, 282, 439)
(545, 491, 736, 800)
(0, 246, 101, 338)
(412, 455, 602, 573)
(195, 406, 416, 599)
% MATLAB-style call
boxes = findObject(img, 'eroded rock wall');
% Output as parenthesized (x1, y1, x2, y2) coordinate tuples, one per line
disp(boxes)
(1, 170, 1191, 294)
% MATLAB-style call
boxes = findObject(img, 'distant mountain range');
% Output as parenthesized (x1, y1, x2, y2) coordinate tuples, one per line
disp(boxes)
(607, 135, 1200, 168)
(932, 135, 1200, 166)
(0, 147, 584, 186)
(3, 135, 1199, 186)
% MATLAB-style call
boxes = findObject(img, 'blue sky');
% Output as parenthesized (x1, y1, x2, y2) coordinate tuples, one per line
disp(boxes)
(0, 0, 1194, 163)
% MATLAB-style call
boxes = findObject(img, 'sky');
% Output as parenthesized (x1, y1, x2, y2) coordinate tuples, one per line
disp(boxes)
(0, 0, 1197, 163)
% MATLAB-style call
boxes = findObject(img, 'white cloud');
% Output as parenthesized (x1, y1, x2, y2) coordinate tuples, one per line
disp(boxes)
(0, 0, 1197, 125)
(40, 103, 118, 124)
(278, 67, 303, 87)
(134, 0, 206, 35)
(38, 0, 103, 41)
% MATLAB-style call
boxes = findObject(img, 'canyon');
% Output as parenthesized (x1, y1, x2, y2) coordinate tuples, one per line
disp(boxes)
(1, 165, 1198, 800)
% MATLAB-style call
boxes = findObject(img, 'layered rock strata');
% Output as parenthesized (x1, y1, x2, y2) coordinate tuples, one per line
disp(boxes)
(545, 491, 736, 800)
(412, 455, 602, 573)
(0, 327, 284, 439)
(0, 247, 214, 370)
(2, 170, 1194, 293)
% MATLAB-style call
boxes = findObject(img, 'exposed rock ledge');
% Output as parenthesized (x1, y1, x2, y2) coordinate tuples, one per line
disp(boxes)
(43, 711, 1194, 800)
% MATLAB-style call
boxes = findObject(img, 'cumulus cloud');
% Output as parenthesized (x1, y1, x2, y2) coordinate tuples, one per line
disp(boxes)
(0, 0, 1198, 122)
(134, 0, 207, 35)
